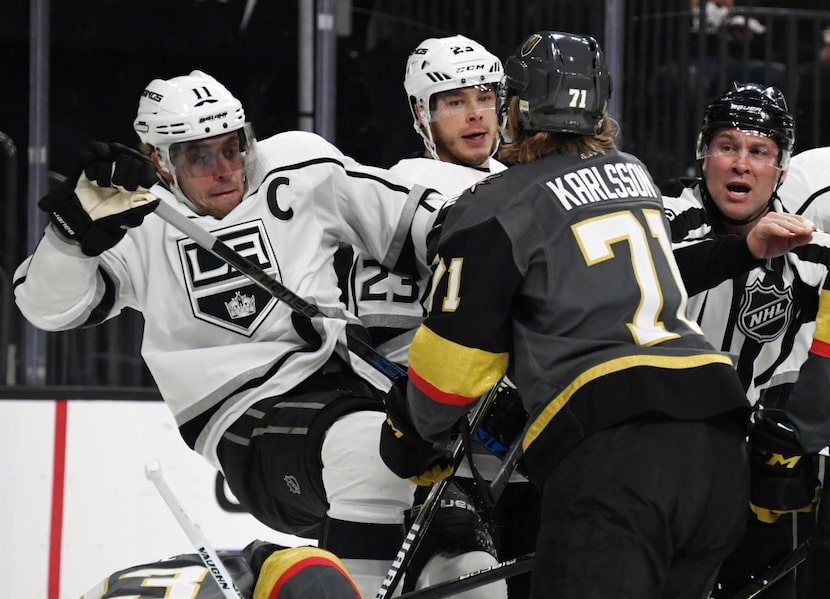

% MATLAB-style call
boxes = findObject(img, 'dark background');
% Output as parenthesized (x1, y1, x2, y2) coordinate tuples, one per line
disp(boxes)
(3, 0, 828, 184)
(2, 0, 830, 388)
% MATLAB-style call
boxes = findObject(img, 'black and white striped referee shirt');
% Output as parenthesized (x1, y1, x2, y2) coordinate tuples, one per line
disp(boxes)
(665, 182, 830, 407)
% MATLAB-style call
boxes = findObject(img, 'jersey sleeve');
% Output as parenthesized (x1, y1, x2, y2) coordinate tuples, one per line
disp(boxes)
(672, 234, 761, 295)
(14, 224, 137, 330)
(783, 274, 830, 453)
(252, 131, 443, 281)
(406, 216, 521, 441)
(78, 550, 256, 599)
(663, 190, 761, 294)
(253, 546, 361, 599)
(325, 153, 445, 279)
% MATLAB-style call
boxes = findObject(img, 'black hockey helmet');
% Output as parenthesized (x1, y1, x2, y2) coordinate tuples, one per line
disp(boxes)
(696, 82, 795, 169)
(498, 31, 612, 141)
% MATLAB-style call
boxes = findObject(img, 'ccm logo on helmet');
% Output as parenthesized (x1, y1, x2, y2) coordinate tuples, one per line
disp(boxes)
(456, 65, 485, 73)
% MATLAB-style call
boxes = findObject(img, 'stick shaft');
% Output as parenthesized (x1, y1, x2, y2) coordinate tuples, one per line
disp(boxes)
(399, 553, 535, 599)
(728, 539, 810, 599)
(375, 381, 515, 598)
(145, 460, 244, 599)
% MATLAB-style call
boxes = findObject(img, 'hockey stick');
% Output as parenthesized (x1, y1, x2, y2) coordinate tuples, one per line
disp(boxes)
(728, 538, 810, 599)
(375, 379, 520, 599)
(391, 444, 532, 599)
(144, 459, 244, 599)
(149, 183, 406, 383)
(487, 428, 525, 502)
(399, 552, 534, 599)
(149, 186, 525, 596)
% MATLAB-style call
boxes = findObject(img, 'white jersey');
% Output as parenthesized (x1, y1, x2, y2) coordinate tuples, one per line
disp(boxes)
(664, 184, 830, 405)
(778, 147, 830, 230)
(346, 156, 506, 364)
(14, 131, 443, 468)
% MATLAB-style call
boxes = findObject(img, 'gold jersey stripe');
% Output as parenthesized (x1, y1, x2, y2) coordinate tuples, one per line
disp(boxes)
(523, 352, 735, 451)
(814, 289, 830, 345)
(409, 325, 509, 400)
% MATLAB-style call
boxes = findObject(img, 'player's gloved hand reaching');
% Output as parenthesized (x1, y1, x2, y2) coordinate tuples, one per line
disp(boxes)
(39, 141, 160, 256)
(748, 408, 821, 523)
(380, 380, 453, 486)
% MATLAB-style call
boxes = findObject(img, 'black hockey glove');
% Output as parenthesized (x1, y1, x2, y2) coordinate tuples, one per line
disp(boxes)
(39, 141, 160, 256)
(379, 381, 453, 486)
(473, 382, 527, 457)
(748, 408, 821, 523)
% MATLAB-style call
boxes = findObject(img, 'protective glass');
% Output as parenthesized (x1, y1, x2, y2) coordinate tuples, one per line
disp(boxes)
(169, 127, 252, 179)
(699, 129, 782, 170)
(429, 84, 497, 122)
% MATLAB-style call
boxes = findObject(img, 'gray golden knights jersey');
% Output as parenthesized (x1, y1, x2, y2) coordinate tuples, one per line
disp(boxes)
(14, 131, 443, 469)
(664, 183, 830, 406)
(346, 156, 506, 364)
(406, 147, 749, 482)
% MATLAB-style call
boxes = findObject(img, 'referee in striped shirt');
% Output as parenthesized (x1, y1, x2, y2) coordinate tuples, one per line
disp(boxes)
(665, 82, 830, 599)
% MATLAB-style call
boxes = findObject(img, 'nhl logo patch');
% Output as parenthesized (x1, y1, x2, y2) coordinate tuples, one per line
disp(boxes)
(737, 279, 792, 343)
(178, 220, 281, 336)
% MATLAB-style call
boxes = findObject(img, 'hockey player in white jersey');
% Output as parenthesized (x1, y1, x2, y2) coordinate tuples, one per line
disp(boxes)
(14, 70, 447, 598)
(778, 145, 830, 226)
(347, 34, 506, 363)
(344, 36, 523, 598)
(664, 82, 830, 599)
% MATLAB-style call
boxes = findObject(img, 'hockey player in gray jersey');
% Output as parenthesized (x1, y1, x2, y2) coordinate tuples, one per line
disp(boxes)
(14, 70, 446, 598)
(379, 30, 758, 599)
(664, 83, 830, 598)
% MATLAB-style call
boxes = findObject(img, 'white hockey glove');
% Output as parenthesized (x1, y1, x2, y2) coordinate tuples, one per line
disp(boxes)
(39, 141, 160, 256)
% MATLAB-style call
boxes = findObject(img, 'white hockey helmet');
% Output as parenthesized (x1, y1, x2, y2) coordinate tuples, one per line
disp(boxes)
(404, 35, 503, 159)
(133, 70, 256, 205)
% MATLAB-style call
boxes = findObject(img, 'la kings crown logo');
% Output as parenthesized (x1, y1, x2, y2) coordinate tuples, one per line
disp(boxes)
(178, 220, 281, 336)
(737, 278, 793, 343)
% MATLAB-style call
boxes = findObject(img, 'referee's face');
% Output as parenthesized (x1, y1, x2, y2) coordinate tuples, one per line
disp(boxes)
(701, 128, 786, 233)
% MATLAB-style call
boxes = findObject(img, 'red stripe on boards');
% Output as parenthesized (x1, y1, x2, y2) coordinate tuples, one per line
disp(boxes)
(48, 400, 68, 599)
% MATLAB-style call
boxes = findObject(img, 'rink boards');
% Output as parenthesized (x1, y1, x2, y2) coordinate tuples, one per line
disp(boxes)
(0, 397, 311, 599)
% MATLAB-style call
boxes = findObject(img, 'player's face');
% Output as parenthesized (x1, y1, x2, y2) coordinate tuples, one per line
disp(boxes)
(701, 128, 785, 232)
(171, 132, 246, 219)
(428, 85, 498, 168)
